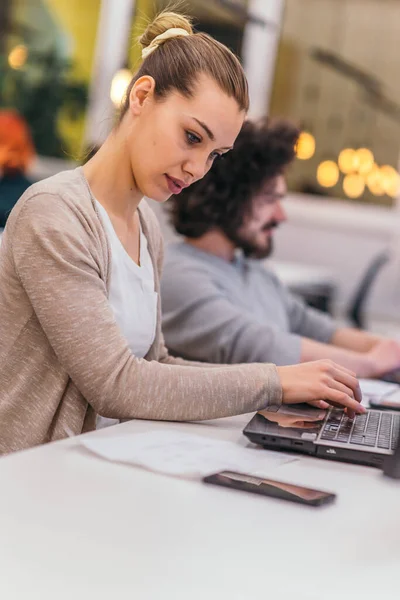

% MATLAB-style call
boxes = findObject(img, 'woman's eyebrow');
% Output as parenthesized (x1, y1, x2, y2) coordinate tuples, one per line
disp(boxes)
(191, 117, 233, 151)
(192, 117, 215, 141)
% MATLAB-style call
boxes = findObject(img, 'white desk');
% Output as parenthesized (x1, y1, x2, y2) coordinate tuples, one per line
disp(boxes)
(0, 414, 399, 600)
(269, 260, 337, 291)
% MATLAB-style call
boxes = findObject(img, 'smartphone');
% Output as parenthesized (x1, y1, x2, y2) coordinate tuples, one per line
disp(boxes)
(203, 471, 336, 506)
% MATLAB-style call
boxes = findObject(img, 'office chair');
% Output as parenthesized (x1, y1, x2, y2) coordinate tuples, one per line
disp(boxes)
(347, 250, 390, 329)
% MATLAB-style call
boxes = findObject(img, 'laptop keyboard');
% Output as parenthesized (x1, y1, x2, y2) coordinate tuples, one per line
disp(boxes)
(320, 409, 400, 450)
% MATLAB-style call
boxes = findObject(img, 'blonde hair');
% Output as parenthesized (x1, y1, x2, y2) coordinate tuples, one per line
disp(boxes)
(120, 10, 249, 118)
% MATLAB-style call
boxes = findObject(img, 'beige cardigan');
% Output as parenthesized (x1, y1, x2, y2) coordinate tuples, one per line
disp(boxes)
(0, 168, 282, 454)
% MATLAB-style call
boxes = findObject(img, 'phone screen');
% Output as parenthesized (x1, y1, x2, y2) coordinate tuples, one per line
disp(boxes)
(203, 471, 336, 506)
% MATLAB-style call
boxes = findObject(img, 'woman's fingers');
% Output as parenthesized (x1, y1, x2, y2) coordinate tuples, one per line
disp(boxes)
(331, 367, 362, 404)
(324, 400, 355, 419)
(321, 387, 365, 415)
(328, 365, 362, 417)
(308, 400, 330, 409)
(315, 361, 363, 414)
(325, 377, 362, 419)
(332, 364, 358, 378)
(327, 379, 356, 400)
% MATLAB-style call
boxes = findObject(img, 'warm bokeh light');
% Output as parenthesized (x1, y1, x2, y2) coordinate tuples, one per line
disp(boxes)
(296, 131, 315, 160)
(338, 148, 358, 174)
(8, 45, 28, 70)
(366, 164, 385, 196)
(110, 68, 132, 107)
(343, 173, 365, 198)
(354, 147, 374, 174)
(380, 165, 400, 198)
(316, 160, 339, 187)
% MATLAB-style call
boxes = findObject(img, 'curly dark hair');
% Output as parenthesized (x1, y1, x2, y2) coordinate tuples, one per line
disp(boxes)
(168, 118, 300, 238)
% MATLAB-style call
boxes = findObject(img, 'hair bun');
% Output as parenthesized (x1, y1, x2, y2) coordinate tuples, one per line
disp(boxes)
(139, 11, 193, 50)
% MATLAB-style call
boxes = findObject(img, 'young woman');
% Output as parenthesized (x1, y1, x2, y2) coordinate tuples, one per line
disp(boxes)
(0, 11, 363, 454)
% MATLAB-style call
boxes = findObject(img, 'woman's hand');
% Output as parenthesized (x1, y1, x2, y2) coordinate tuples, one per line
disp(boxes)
(276, 360, 364, 419)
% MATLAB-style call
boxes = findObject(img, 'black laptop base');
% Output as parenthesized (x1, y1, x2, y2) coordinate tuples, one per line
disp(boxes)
(244, 427, 386, 468)
(243, 409, 393, 469)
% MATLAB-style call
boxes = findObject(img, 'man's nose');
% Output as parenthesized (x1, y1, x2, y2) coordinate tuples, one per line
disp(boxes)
(274, 201, 287, 223)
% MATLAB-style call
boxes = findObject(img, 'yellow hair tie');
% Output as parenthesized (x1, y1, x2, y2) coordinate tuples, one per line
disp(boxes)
(141, 28, 190, 60)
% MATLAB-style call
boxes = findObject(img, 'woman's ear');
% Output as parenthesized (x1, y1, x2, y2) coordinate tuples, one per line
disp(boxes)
(129, 76, 156, 116)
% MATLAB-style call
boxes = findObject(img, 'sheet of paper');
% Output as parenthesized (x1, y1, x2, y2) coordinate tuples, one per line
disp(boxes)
(360, 378, 399, 397)
(81, 430, 291, 478)
(359, 378, 400, 407)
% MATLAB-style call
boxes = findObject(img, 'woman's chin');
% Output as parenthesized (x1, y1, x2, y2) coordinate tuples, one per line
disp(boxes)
(147, 190, 172, 204)
(140, 183, 171, 203)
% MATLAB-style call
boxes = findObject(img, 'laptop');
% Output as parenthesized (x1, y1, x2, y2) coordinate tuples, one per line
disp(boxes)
(384, 415, 400, 478)
(243, 404, 400, 469)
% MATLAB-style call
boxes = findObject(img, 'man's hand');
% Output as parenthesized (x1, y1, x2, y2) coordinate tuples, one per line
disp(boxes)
(363, 339, 400, 378)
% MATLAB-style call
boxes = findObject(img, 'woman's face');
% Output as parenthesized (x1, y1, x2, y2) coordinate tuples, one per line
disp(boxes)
(126, 73, 245, 202)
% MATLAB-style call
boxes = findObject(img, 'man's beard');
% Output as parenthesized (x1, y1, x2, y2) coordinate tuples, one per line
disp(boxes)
(223, 221, 279, 259)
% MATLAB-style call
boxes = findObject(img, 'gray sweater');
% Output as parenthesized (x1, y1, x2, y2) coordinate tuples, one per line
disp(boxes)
(161, 242, 337, 365)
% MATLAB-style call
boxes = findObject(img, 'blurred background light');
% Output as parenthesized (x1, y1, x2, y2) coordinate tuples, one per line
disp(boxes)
(354, 147, 374, 174)
(316, 160, 339, 187)
(366, 164, 385, 196)
(8, 45, 28, 70)
(296, 131, 316, 160)
(343, 173, 365, 198)
(110, 68, 132, 107)
(338, 148, 358, 174)
(380, 165, 400, 198)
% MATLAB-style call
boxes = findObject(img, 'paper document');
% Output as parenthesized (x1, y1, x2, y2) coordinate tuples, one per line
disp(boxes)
(81, 430, 290, 478)
(359, 379, 400, 407)
(359, 379, 399, 397)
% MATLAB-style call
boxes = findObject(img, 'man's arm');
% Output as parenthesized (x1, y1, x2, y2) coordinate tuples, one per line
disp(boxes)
(301, 329, 400, 377)
(284, 284, 400, 377)
(281, 281, 337, 343)
(300, 337, 371, 376)
(331, 327, 382, 352)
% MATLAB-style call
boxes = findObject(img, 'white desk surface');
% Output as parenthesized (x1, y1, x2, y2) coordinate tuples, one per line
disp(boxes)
(268, 259, 337, 288)
(0, 414, 399, 600)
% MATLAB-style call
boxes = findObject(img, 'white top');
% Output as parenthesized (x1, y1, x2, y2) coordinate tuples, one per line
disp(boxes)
(0, 414, 399, 600)
(96, 200, 157, 428)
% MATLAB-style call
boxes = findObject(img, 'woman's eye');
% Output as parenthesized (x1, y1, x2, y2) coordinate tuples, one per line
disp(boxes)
(186, 131, 201, 145)
(209, 151, 222, 161)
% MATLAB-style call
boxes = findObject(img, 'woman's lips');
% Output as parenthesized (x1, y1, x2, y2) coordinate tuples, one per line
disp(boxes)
(165, 175, 184, 194)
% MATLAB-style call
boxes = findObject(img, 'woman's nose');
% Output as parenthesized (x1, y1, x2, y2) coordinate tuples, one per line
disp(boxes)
(183, 154, 210, 182)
